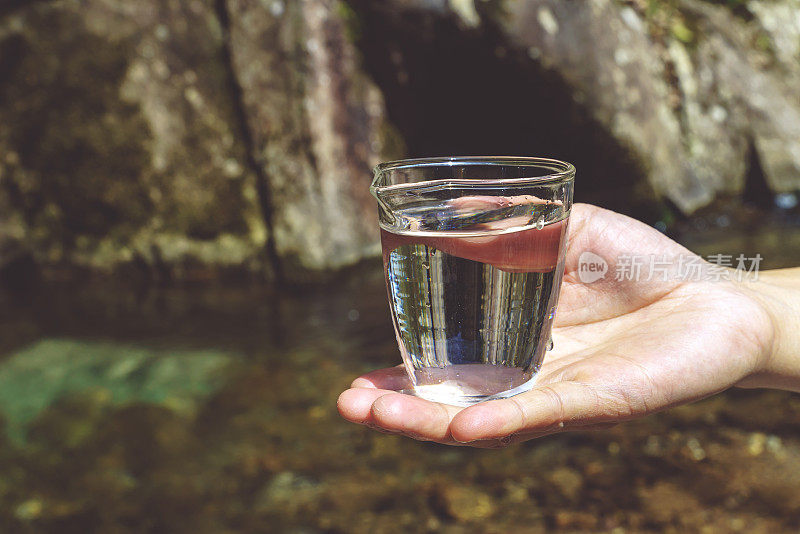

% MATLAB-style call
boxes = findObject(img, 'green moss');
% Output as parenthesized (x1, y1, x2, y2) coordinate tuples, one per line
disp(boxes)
(0, 338, 235, 444)
(646, 0, 663, 18)
(648, 0, 755, 22)
(337, 1, 362, 43)
(671, 19, 695, 43)
(755, 33, 773, 52)
(642, 1, 700, 47)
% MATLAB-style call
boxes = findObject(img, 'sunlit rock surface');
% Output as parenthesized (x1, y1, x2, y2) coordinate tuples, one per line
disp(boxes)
(0, 0, 395, 280)
(1, 0, 798, 278)
(226, 0, 397, 274)
(0, 0, 267, 276)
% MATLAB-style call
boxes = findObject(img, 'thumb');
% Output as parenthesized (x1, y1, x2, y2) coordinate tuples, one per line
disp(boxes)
(448, 381, 629, 443)
(381, 217, 566, 272)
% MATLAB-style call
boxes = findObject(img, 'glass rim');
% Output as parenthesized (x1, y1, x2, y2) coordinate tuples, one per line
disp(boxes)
(371, 156, 575, 195)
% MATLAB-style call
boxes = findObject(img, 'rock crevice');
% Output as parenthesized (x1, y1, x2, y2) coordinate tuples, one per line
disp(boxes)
(213, 0, 283, 281)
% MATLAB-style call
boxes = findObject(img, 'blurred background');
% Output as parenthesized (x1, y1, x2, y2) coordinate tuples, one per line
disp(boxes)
(1, 0, 800, 532)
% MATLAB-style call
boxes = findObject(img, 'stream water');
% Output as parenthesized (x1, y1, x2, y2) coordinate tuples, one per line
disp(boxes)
(2, 221, 800, 532)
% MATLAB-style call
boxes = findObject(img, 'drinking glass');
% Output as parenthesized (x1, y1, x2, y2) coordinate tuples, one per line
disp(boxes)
(371, 156, 575, 406)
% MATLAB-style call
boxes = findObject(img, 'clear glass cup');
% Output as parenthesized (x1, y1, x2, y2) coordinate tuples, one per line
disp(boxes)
(371, 156, 575, 406)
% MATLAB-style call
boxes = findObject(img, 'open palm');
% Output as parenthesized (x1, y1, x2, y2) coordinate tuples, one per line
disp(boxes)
(338, 204, 774, 447)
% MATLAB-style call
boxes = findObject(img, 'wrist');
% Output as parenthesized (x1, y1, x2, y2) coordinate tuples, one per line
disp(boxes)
(737, 268, 800, 390)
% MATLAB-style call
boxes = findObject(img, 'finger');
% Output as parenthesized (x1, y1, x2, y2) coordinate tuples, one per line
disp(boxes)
(382, 221, 565, 272)
(370, 393, 463, 442)
(430, 220, 565, 272)
(380, 196, 567, 272)
(455, 421, 621, 449)
(449, 381, 618, 443)
(507, 421, 620, 442)
(447, 195, 531, 210)
(351, 365, 409, 390)
(337, 388, 396, 424)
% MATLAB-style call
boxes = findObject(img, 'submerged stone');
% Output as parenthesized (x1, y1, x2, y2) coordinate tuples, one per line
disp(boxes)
(0, 338, 236, 443)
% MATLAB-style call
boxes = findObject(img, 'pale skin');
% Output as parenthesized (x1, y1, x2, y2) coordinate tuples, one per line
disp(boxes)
(338, 203, 800, 448)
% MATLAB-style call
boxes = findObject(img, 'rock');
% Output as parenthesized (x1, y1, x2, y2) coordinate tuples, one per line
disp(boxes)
(548, 466, 583, 502)
(493, 0, 800, 211)
(0, 182, 28, 287)
(643, 435, 664, 457)
(717, 443, 800, 515)
(0, 0, 397, 280)
(747, 0, 800, 84)
(0, 0, 267, 277)
(438, 484, 496, 522)
(0, 339, 234, 443)
(25, 388, 113, 451)
(253, 471, 323, 514)
(2, 0, 798, 279)
(502, 480, 530, 504)
(349, 0, 800, 213)
(14, 498, 43, 521)
(225, 0, 395, 275)
(689, 0, 800, 195)
(495, 0, 709, 211)
(553, 509, 598, 530)
(765, 435, 784, 456)
(348, 0, 658, 218)
(748, 432, 767, 456)
(637, 481, 704, 525)
(685, 436, 707, 461)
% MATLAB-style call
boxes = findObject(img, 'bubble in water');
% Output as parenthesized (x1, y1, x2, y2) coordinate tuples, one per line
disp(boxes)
(535, 217, 545, 230)
(547, 337, 554, 351)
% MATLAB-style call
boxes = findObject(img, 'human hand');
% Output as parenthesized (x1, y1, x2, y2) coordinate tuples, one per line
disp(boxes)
(338, 203, 780, 447)
(379, 195, 566, 272)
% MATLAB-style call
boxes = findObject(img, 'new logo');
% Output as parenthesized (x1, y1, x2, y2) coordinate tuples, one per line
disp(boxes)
(577, 251, 608, 283)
